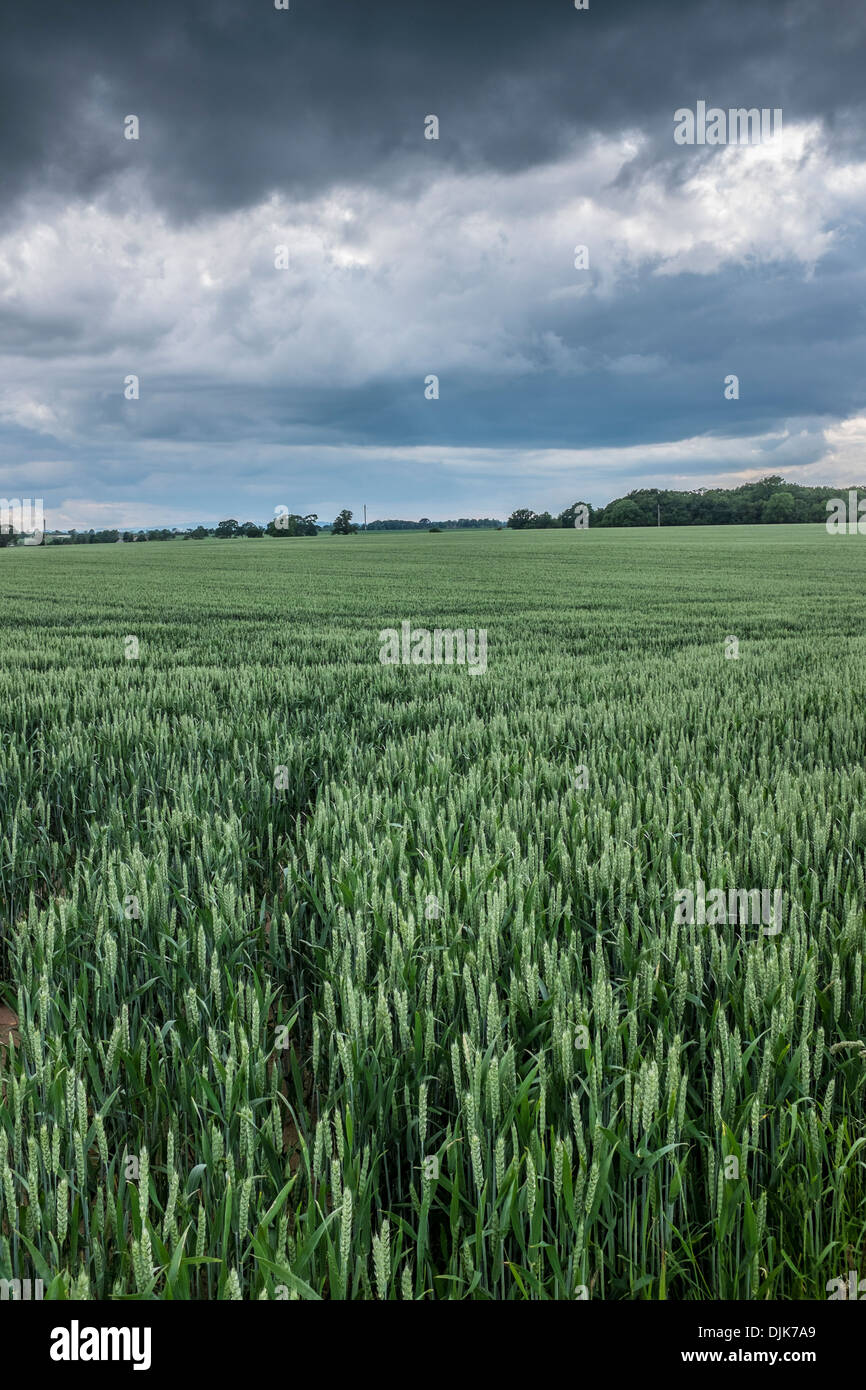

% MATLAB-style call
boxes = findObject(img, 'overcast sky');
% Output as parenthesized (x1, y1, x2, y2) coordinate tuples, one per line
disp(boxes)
(1, 0, 864, 528)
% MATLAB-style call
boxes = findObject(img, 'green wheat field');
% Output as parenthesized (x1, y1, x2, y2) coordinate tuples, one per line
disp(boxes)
(1, 524, 865, 1300)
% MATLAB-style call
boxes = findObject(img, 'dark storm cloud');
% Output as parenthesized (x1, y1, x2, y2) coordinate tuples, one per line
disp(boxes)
(2, 0, 866, 524)
(0, 0, 863, 221)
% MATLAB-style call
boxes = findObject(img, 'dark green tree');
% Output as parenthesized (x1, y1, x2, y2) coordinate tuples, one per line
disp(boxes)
(331, 509, 358, 535)
(762, 491, 798, 523)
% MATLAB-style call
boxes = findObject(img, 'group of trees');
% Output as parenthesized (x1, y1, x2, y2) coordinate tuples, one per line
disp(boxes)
(364, 517, 501, 531)
(507, 478, 865, 529)
(4, 513, 349, 545)
(52, 529, 170, 544)
(8, 479, 859, 549)
(507, 505, 589, 530)
(189, 510, 356, 537)
(196, 511, 503, 535)
(197, 515, 320, 538)
(5, 511, 503, 545)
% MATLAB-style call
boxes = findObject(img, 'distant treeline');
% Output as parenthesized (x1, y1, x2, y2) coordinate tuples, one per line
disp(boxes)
(364, 518, 502, 531)
(508, 477, 864, 529)
(8, 478, 864, 548)
(46, 528, 180, 545)
(25, 511, 503, 545)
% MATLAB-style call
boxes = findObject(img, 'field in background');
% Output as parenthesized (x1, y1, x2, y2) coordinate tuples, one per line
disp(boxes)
(1, 524, 865, 1299)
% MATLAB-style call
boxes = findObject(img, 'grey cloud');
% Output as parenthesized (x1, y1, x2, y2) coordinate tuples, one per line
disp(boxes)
(0, 1, 863, 224)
